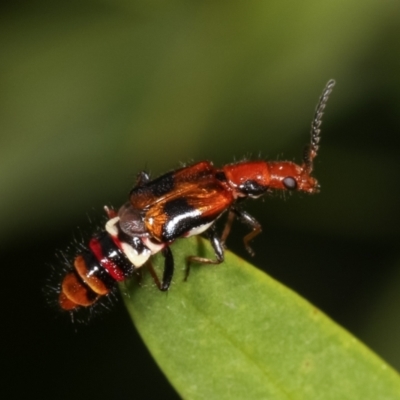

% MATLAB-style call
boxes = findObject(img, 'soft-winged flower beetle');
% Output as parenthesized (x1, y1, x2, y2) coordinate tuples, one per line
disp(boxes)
(56, 80, 335, 315)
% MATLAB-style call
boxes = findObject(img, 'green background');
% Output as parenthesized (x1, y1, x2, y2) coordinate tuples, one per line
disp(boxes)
(2, 1, 400, 399)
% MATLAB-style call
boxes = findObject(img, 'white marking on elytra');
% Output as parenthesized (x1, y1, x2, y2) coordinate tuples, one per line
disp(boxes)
(185, 221, 214, 237)
(142, 237, 166, 255)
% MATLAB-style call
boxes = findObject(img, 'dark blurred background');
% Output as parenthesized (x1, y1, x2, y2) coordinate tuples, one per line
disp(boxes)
(2, 1, 400, 399)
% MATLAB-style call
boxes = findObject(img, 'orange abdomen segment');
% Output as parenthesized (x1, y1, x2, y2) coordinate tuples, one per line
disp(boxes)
(59, 271, 99, 310)
(59, 291, 79, 311)
(74, 255, 109, 295)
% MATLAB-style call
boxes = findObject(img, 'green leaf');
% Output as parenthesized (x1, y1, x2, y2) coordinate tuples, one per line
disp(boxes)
(121, 237, 400, 400)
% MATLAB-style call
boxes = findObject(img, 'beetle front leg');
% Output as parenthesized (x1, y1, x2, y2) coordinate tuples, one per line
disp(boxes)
(231, 207, 262, 256)
(185, 224, 224, 281)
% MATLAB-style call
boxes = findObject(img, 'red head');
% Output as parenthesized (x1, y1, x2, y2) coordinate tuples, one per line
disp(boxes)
(221, 159, 319, 198)
(221, 79, 335, 198)
(267, 161, 319, 193)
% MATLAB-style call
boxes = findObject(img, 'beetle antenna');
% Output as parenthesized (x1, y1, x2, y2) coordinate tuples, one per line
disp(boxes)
(303, 79, 336, 174)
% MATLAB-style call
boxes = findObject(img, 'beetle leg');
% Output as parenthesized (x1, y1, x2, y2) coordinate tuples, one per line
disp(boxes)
(136, 171, 151, 187)
(220, 209, 236, 245)
(160, 246, 174, 291)
(185, 224, 224, 281)
(146, 247, 174, 291)
(231, 207, 262, 256)
(104, 205, 117, 219)
(146, 261, 162, 289)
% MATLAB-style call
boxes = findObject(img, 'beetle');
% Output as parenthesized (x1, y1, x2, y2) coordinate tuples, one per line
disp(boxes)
(57, 79, 335, 313)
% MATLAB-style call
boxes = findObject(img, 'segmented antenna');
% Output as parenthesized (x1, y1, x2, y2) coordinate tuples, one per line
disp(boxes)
(303, 79, 336, 174)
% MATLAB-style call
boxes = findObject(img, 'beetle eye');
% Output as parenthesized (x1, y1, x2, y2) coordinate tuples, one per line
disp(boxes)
(282, 176, 297, 190)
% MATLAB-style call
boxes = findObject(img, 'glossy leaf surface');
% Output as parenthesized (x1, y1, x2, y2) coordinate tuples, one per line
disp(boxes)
(122, 237, 400, 400)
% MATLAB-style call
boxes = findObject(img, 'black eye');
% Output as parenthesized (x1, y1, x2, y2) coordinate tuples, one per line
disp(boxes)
(282, 176, 297, 190)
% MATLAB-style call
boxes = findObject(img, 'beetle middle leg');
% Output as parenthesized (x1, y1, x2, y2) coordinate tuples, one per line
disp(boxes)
(220, 209, 236, 246)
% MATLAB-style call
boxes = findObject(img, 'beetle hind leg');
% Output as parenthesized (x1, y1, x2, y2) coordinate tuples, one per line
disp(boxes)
(160, 247, 174, 291)
(146, 246, 175, 291)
